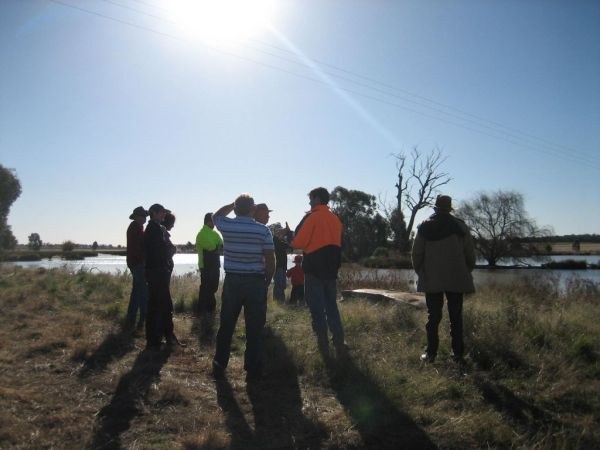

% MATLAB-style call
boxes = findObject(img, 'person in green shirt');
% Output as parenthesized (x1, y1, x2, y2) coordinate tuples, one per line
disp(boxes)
(195, 213, 223, 314)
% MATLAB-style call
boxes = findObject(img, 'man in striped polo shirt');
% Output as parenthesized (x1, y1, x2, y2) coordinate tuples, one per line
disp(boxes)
(212, 194, 275, 380)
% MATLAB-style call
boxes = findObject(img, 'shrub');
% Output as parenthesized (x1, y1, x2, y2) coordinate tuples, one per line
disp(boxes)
(541, 259, 587, 270)
(62, 240, 75, 252)
(372, 246, 389, 257)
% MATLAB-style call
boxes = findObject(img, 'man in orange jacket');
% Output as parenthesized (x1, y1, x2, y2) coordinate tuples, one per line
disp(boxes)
(291, 187, 346, 357)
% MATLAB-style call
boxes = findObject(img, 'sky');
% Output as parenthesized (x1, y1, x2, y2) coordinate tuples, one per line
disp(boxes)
(1, 0, 599, 246)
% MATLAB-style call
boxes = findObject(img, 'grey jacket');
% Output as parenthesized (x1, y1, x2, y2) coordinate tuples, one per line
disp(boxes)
(411, 213, 476, 294)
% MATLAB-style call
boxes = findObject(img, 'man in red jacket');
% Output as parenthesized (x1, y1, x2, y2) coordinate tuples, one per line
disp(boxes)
(125, 206, 148, 330)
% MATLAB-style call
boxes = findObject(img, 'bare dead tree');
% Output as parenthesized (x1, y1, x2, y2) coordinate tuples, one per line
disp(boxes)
(389, 147, 451, 250)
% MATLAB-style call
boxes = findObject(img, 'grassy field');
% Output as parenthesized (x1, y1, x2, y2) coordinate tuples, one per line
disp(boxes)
(0, 266, 599, 449)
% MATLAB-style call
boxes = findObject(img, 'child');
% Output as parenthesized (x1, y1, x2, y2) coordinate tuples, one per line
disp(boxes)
(286, 254, 305, 305)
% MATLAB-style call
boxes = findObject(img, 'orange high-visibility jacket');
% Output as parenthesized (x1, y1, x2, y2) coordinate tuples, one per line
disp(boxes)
(291, 205, 343, 279)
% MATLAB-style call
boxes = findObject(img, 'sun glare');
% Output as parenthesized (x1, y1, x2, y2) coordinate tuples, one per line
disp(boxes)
(165, 0, 275, 43)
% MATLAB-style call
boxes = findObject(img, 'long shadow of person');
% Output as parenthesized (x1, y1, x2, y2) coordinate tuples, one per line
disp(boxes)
(191, 311, 217, 348)
(245, 328, 327, 449)
(215, 378, 255, 449)
(88, 347, 172, 449)
(78, 326, 136, 378)
(325, 354, 437, 449)
(214, 328, 326, 449)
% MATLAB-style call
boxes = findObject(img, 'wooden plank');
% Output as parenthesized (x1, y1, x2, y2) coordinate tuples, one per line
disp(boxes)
(341, 289, 426, 309)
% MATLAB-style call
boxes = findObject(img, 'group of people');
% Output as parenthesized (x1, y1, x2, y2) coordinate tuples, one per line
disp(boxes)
(126, 203, 183, 349)
(126, 188, 476, 379)
(209, 187, 346, 379)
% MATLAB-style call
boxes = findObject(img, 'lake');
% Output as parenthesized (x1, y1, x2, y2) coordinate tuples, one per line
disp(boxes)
(5, 253, 600, 289)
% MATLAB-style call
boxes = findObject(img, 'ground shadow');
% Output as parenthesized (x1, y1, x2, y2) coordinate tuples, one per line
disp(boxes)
(475, 377, 556, 428)
(246, 328, 327, 449)
(214, 328, 327, 449)
(191, 311, 216, 348)
(215, 378, 255, 449)
(326, 354, 437, 449)
(88, 346, 172, 449)
(78, 327, 135, 378)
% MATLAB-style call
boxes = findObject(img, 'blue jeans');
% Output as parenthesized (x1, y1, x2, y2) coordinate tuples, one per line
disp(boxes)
(273, 268, 286, 302)
(304, 273, 344, 346)
(214, 273, 267, 373)
(126, 264, 148, 325)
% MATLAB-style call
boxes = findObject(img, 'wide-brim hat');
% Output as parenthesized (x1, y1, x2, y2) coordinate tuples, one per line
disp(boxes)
(129, 206, 149, 220)
(434, 195, 453, 212)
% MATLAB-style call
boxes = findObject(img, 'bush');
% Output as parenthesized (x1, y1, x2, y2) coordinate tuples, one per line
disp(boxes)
(62, 240, 75, 252)
(372, 247, 389, 257)
(541, 259, 587, 270)
(361, 255, 413, 269)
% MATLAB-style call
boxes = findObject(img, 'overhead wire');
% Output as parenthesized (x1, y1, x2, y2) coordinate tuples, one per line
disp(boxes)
(48, 0, 599, 170)
(122, 0, 595, 164)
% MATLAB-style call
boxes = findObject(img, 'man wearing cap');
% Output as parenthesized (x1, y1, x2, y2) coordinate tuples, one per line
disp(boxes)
(254, 204, 290, 303)
(291, 187, 345, 357)
(125, 206, 149, 329)
(144, 203, 178, 350)
(412, 194, 476, 364)
(195, 213, 223, 314)
(212, 194, 275, 380)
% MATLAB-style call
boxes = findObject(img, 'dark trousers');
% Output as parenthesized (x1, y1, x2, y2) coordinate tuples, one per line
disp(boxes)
(198, 266, 220, 313)
(425, 292, 464, 358)
(214, 273, 267, 373)
(289, 285, 304, 305)
(126, 264, 148, 325)
(146, 268, 174, 346)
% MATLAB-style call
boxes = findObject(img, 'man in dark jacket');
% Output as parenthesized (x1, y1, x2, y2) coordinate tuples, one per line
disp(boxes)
(412, 195, 476, 363)
(125, 206, 149, 330)
(144, 203, 178, 350)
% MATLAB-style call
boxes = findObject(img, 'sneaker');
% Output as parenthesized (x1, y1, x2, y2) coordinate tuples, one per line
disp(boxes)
(420, 353, 435, 363)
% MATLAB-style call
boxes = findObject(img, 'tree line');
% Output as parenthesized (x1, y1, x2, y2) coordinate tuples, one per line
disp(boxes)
(3, 152, 580, 267)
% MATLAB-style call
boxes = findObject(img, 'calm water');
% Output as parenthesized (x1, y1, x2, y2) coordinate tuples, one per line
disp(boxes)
(5, 253, 600, 288)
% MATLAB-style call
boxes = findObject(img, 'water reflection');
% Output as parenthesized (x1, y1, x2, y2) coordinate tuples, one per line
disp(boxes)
(6, 253, 600, 286)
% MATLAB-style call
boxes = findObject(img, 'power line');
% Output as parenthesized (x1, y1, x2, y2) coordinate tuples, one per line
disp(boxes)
(47, 0, 600, 170)
(115, 0, 595, 164)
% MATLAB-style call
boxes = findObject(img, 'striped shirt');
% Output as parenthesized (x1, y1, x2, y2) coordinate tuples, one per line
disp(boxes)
(213, 215, 274, 274)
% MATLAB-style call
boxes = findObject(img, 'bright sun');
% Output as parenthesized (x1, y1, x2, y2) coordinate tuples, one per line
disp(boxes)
(164, 0, 275, 43)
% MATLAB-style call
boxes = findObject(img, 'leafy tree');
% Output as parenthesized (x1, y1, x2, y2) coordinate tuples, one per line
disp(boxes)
(386, 148, 451, 251)
(0, 165, 22, 252)
(92, 241, 98, 250)
(62, 240, 75, 252)
(330, 186, 390, 261)
(456, 190, 551, 266)
(28, 233, 43, 251)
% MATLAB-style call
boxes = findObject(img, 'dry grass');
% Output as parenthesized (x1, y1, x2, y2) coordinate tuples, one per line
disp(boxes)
(0, 265, 599, 449)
